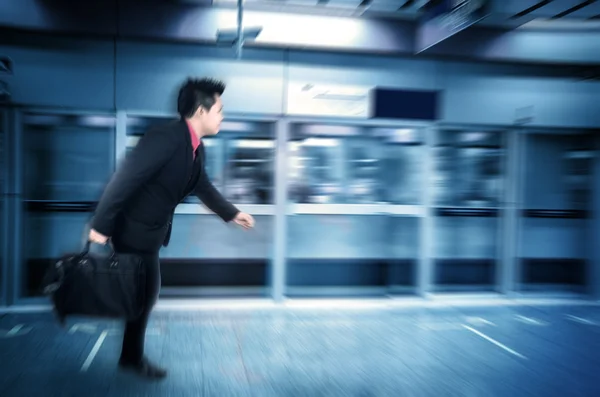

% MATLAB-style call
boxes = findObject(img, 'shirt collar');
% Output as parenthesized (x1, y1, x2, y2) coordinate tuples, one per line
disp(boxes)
(185, 120, 201, 152)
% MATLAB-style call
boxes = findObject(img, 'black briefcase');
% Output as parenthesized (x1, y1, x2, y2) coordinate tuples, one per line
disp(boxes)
(42, 241, 147, 325)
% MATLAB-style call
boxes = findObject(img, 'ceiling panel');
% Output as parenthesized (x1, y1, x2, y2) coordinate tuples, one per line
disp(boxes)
(537, 0, 598, 18)
(566, 0, 600, 18)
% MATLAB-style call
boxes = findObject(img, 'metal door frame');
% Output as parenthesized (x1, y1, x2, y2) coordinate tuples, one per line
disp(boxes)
(0, 106, 9, 306)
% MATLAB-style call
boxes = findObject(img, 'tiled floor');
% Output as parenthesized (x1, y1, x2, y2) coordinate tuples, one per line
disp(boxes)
(1, 302, 599, 397)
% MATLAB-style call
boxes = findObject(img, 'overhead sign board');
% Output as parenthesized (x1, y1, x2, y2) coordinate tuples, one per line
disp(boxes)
(416, 0, 490, 53)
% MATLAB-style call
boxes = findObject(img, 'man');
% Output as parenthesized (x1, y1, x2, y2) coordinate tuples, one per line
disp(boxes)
(88, 78, 255, 379)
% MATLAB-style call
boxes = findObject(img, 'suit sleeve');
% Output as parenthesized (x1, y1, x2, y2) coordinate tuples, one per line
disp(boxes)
(91, 128, 177, 237)
(194, 167, 239, 223)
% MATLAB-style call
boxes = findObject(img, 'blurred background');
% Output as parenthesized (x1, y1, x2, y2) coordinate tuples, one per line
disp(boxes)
(0, 0, 599, 395)
(1, 0, 599, 304)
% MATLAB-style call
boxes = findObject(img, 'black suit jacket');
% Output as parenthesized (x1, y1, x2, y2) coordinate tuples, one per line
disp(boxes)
(91, 119, 239, 253)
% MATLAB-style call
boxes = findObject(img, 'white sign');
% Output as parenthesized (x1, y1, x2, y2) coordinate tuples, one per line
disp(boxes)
(286, 82, 372, 118)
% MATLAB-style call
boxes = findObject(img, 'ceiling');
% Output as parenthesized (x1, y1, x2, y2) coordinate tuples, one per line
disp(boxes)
(195, 0, 600, 29)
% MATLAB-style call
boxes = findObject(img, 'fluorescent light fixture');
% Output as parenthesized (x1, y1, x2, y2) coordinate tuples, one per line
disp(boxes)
(300, 124, 362, 136)
(461, 131, 488, 142)
(391, 128, 418, 143)
(302, 138, 339, 147)
(220, 121, 259, 132)
(78, 115, 116, 128)
(234, 139, 275, 149)
(212, 0, 368, 17)
(288, 142, 301, 152)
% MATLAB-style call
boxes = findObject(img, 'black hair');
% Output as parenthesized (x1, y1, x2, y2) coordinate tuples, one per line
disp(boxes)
(177, 77, 226, 119)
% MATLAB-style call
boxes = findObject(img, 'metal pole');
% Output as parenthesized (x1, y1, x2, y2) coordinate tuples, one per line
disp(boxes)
(236, 0, 244, 59)
(419, 125, 435, 298)
(501, 127, 520, 297)
(8, 108, 22, 305)
(272, 119, 289, 302)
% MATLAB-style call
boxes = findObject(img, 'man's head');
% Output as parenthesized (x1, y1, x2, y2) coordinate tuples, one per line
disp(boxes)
(177, 77, 225, 136)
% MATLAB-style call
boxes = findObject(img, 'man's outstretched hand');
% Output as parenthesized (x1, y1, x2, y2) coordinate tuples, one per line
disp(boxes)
(89, 228, 109, 244)
(233, 212, 255, 230)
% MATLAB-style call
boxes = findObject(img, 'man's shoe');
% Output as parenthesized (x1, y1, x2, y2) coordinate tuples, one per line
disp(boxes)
(118, 357, 167, 380)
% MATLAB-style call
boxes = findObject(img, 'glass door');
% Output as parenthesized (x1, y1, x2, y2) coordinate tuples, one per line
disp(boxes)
(285, 123, 425, 298)
(19, 111, 116, 299)
(430, 129, 506, 293)
(517, 132, 593, 294)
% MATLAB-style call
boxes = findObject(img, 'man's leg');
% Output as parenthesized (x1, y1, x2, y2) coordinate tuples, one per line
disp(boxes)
(118, 252, 166, 379)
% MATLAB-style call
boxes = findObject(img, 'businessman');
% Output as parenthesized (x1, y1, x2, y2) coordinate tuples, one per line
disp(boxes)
(88, 78, 255, 379)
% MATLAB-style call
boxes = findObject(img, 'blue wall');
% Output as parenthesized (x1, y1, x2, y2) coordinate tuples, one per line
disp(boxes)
(115, 43, 286, 115)
(0, 35, 114, 110)
(2, 34, 599, 128)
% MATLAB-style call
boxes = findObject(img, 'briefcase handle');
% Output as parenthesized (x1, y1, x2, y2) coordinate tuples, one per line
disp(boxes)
(81, 221, 118, 263)
(80, 240, 119, 262)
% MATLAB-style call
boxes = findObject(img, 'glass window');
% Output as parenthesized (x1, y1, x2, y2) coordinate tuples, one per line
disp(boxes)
(433, 130, 504, 207)
(288, 136, 345, 204)
(22, 113, 115, 202)
(518, 133, 593, 291)
(345, 137, 383, 204)
(523, 134, 593, 211)
(373, 128, 424, 205)
(287, 125, 424, 205)
(224, 138, 274, 205)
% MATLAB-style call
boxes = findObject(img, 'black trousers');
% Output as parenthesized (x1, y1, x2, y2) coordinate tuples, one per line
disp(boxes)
(111, 240, 162, 364)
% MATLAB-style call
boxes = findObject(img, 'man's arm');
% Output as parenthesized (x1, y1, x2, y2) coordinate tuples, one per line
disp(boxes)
(91, 128, 177, 237)
(194, 168, 239, 222)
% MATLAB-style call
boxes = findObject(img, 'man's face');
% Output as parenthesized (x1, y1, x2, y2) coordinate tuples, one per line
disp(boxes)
(198, 95, 224, 136)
